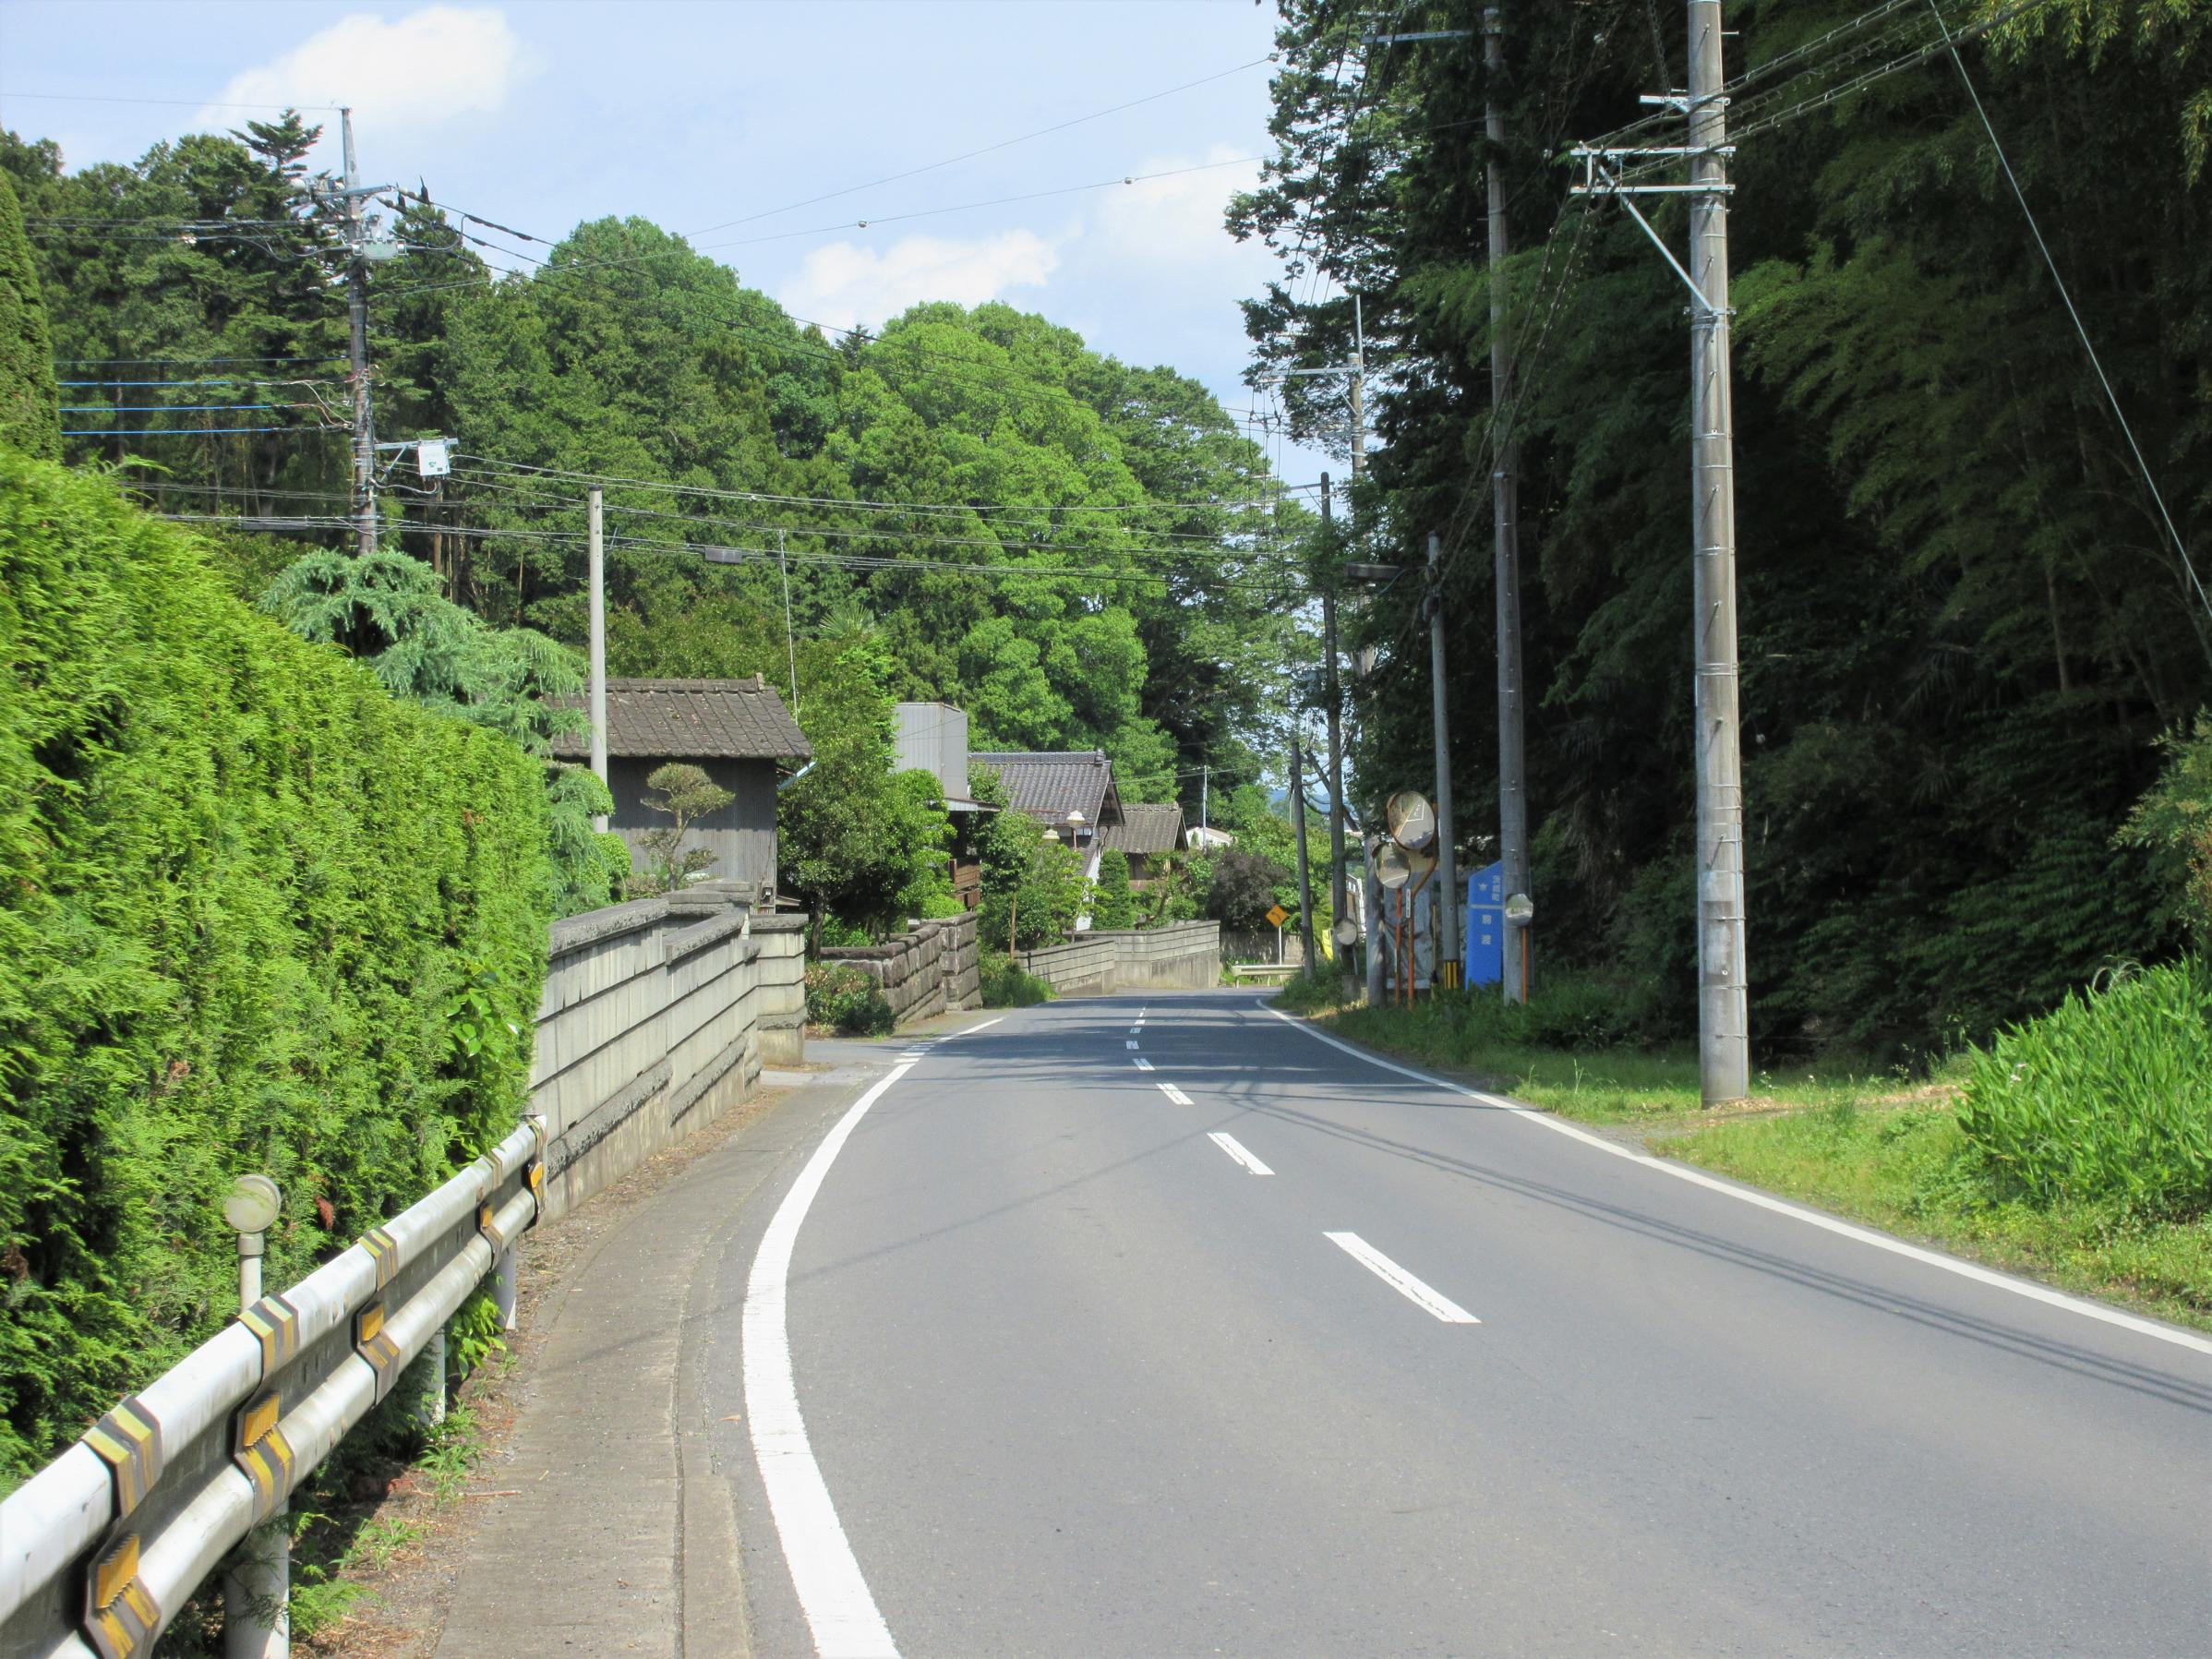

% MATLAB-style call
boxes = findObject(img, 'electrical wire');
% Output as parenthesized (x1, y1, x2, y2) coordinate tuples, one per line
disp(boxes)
(689, 54, 1276, 237)
(1926, 3, 2210, 629)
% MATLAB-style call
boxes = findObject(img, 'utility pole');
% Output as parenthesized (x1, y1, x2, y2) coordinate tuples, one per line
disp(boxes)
(1485, 5, 1533, 1004)
(588, 486, 609, 833)
(1289, 730, 1316, 968)
(1319, 475, 1348, 937)
(1687, 0, 1749, 1102)
(1425, 533, 1461, 987)
(1564, 1, 1749, 1104)
(340, 109, 376, 558)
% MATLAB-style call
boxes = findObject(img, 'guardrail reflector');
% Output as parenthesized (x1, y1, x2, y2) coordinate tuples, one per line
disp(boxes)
(355, 1299, 403, 1402)
(361, 1226, 402, 1290)
(233, 1389, 295, 1522)
(239, 1291, 301, 1376)
(82, 1396, 162, 1519)
(83, 1531, 158, 1659)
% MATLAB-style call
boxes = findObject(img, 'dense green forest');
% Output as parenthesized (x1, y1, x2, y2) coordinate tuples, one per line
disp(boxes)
(1235, 0, 2211, 1054)
(1, 117, 1302, 821)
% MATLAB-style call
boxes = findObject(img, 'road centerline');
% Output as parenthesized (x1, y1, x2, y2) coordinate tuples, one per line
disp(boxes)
(1208, 1131, 1273, 1175)
(1325, 1231, 1481, 1324)
(1158, 1082, 1193, 1107)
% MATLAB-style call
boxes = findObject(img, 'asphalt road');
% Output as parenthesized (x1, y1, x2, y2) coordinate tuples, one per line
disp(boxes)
(703, 992, 2212, 1657)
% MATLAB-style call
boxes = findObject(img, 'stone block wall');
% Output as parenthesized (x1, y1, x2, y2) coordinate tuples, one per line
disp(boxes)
(1015, 920, 1220, 995)
(818, 910, 980, 1028)
(528, 884, 803, 1221)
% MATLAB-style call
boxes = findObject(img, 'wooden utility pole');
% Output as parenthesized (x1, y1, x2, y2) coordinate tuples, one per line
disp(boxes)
(1687, 0, 1748, 1102)
(1485, 6, 1532, 1003)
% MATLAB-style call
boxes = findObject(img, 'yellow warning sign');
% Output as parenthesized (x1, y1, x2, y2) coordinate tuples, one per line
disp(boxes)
(1265, 903, 1291, 928)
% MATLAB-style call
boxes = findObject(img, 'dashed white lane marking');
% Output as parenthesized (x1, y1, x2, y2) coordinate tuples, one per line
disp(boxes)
(1126, 1040, 1140, 1050)
(1269, 1009, 2212, 1359)
(1325, 1232, 1480, 1324)
(1208, 1131, 1273, 1175)
(743, 1068, 905, 1656)
(1132, 1058, 1154, 1072)
(1130, 1025, 1144, 1034)
(1158, 1083, 1193, 1107)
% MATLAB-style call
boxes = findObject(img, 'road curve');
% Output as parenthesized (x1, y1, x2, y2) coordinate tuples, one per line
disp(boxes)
(709, 992, 2212, 1657)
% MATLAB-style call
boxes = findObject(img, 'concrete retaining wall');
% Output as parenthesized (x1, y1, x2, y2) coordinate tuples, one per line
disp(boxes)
(819, 910, 980, 1028)
(1016, 920, 1220, 996)
(528, 884, 803, 1222)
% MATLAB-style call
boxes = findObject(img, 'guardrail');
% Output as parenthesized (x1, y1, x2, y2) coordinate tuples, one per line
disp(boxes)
(0, 1117, 546, 1658)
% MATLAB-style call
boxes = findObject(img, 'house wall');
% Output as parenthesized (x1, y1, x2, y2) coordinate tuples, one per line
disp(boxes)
(894, 703, 970, 799)
(528, 885, 806, 1222)
(607, 754, 780, 892)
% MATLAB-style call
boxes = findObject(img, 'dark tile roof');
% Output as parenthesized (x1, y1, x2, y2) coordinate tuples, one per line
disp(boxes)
(549, 678, 811, 762)
(1099, 801, 1184, 857)
(972, 751, 1121, 829)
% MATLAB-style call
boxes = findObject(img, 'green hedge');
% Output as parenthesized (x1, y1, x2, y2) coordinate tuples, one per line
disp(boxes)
(0, 453, 552, 1485)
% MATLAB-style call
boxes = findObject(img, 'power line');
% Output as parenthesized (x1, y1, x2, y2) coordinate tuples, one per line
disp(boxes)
(1927, 3, 2210, 629)
(688, 54, 1276, 237)
(0, 90, 342, 111)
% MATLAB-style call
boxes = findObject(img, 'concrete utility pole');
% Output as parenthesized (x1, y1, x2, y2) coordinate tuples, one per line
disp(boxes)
(1289, 732, 1316, 968)
(1485, 5, 1533, 1004)
(1687, 0, 1749, 1102)
(588, 486, 609, 832)
(1564, 1, 1750, 1104)
(1425, 533, 1461, 986)
(1319, 475, 1348, 934)
(340, 109, 376, 558)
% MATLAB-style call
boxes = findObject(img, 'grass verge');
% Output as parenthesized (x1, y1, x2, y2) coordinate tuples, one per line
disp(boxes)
(1284, 990, 2212, 1336)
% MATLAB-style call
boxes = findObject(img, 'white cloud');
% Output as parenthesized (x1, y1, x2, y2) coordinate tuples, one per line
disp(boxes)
(1087, 146, 1265, 274)
(201, 7, 536, 137)
(777, 230, 1062, 334)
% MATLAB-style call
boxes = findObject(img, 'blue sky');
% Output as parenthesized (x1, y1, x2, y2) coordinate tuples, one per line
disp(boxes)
(0, 0, 1336, 486)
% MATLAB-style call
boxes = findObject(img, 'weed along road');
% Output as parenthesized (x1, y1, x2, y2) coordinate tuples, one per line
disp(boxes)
(705, 992, 2212, 1657)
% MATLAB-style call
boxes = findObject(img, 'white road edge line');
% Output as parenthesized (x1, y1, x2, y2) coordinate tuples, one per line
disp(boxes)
(1159, 1083, 1193, 1107)
(1325, 1231, 1478, 1323)
(1269, 1008, 2212, 1358)
(742, 1064, 908, 1658)
(1208, 1131, 1274, 1175)
(1133, 1058, 1154, 1072)
(951, 1016, 1004, 1036)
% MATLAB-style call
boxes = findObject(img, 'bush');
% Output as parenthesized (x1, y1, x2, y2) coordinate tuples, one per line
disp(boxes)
(1273, 963, 1347, 1014)
(0, 454, 550, 1483)
(1959, 959, 2212, 1216)
(1090, 848, 1137, 930)
(979, 950, 1055, 1008)
(804, 963, 896, 1035)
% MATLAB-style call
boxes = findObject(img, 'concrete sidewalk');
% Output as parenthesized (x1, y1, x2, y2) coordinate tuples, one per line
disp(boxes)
(431, 1047, 898, 1658)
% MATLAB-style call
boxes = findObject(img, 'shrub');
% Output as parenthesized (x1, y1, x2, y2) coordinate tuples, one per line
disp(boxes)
(1272, 963, 1347, 1014)
(1959, 959, 2212, 1216)
(979, 950, 1055, 1008)
(804, 963, 896, 1035)
(0, 454, 550, 1483)
(1090, 848, 1137, 930)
